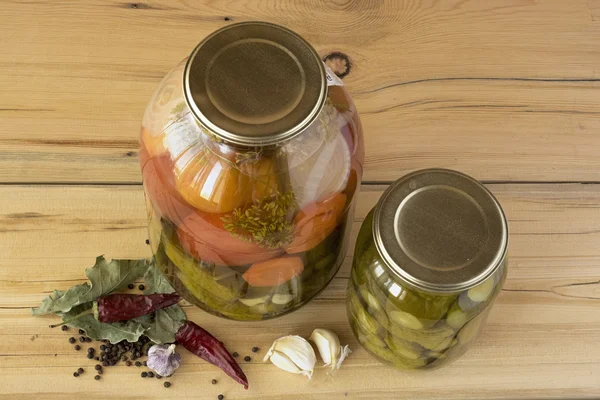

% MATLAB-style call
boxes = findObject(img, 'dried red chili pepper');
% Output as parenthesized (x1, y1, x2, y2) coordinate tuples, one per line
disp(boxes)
(93, 293, 181, 323)
(175, 320, 248, 389)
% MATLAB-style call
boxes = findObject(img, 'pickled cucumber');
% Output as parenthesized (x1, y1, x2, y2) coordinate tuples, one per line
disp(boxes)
(384, 336, 423, 360)
(387, 308, 426, 330)
(348, 291, 380, 335)
(359, 285, 383, 312)
(458, 312, 486, 344)
(164, 237, 241, 303)
(447, 303, 470, 329)
(467, 278, 495, 302)
(388, 323, 455, 351)
(385, 289, 456, 328)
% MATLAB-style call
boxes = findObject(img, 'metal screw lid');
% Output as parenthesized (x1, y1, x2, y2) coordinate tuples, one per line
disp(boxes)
(373, 169, 508, 293)
(183, 22, 327, 146)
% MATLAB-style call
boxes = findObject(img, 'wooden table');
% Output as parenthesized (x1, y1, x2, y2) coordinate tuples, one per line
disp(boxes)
(1, 1, 599, 399)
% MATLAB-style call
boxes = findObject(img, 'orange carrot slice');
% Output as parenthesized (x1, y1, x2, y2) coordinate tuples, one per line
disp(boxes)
(285, 193, 347, 254)
(242, 257, 304, 287)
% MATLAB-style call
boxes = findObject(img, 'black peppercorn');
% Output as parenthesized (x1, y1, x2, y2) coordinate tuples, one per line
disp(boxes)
(145, 239, 150, 245)
(102, 361, 109, 367)
(74, 345, 81, 351)
(68, 337, 76, 344)
(85, 337, 93, 343)
(77, 368, 84, 374)
(73, 372, 79, 377)
(87, 347, 95, 353)
(252, 346, 259, 353)
(61, 325, 68, 332)
(244, 356, 251, 362)
(128, 283, 134, 289)
(163, 382, 171, 388)
(100, 345, 106, 351)
(218, 394, 224, 400)
(121, 355, 128, 361)
(156, 375, 162, 379)
(94, 375, 101, 381)
(143, 361, 147, 366)
(138, 284, 145, 291)
(211, 379, 217, 385)
(141, 372, 148, 378)
(87, 353, 94, 359)
(232, 352, 239, 358)
(126, 361, 132, 367)
(135, 361, 142, 367)
(97, 369, 103, 375)
(78, 329, 85, 335)
(79, 336, 86, 343)
(94, 356, 99, 361)
(147, 372, 154, 378)
(95, 364, 102, 371)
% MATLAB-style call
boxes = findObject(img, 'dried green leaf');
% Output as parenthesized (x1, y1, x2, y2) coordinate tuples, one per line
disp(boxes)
(61, 304, 146, 344)
(32, 256, 149, 316)
(141, 260, 186, 343)
(134, 305, 186, 344)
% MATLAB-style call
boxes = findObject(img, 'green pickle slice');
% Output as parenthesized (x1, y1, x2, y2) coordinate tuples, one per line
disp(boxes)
(384, 335, 423, 360)
(388, 323, 455, 351)
(467, 278, 495, 302)
(458, 312, 487, 344)
(446, 303, 470, 329)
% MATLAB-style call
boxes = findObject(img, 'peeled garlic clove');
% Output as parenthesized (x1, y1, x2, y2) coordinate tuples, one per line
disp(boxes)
(264, 335, 316, 379)
(309, 328, 351, 370)
(271, 293, 294, 305)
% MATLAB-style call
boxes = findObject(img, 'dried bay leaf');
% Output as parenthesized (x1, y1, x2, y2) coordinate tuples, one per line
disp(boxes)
(32, 256, 149, 316)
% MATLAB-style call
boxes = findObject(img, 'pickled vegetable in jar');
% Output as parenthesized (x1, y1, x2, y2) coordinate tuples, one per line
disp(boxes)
(347, 169, 508, 369)
(140, 22, 364, 321)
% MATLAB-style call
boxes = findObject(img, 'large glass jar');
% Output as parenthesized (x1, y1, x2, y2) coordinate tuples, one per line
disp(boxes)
(140, 22, 364, 321)
(347, 169, 508, 369)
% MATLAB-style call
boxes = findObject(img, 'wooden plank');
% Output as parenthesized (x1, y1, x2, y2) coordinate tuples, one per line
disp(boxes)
(1, 0, 600, 183)
(0, 184, 599, 399)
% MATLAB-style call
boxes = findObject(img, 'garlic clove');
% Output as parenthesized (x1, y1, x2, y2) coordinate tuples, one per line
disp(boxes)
(271, 293, 294, 305)
(264, 335, 316, 379)
(310, 329, 336, 365)
(309, 328, 351, 370)
(239, 295, 270, 307)
(269, 350, 302, 374)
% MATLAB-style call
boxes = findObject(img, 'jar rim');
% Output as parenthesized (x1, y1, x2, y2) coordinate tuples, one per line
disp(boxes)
(372, 168, 509, 293)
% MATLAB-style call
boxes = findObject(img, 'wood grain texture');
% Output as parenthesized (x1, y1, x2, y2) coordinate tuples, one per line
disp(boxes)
(1, 0, 600, 183)
(1, 185, 599, 399)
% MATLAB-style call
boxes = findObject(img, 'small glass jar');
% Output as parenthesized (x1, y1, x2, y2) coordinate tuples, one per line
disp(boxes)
(140, 22, 364, 321)
(347, 169, 508, 369)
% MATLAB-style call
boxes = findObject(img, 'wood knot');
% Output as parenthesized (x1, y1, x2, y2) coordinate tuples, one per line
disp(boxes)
(128, 3, 150, 9)
(323, 52, 351, 79)
(126, 151, 135, 157)
(224, 17, 232, 21)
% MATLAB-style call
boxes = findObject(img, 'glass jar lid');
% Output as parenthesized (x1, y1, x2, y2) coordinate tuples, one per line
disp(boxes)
(373, 169, 508, 293)
(184, 21, 327, 146)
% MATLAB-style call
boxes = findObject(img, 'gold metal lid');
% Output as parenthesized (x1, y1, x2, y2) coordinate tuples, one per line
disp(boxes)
(183, 22, 327, 146)
(373, 169, 508, 293)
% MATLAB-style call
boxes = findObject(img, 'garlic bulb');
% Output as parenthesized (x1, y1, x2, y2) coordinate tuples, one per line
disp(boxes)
(309, 328, 351, 370)
(263, 335, 316, 379)
(147, 344, 181, 377)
